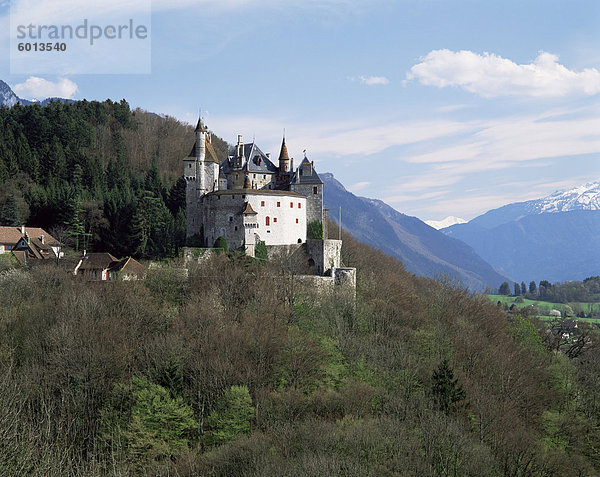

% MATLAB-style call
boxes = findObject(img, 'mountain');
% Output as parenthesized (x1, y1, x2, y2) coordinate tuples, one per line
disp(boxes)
(425, 216, 466, 229)
(0, 80, 72, 107)
(0, 80, 20, 107)
(443, 182, 600, 283)
(322, 173, 509, 291)
(467, 182, 600, 229)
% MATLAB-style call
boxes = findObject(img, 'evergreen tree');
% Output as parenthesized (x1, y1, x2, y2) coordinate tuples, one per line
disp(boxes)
(255, 240, 268, 260)
(144, 161, 163, 198)
(0, 194, 21, 226)
(529, 281, 537, 295)
(521, 282, 527, 296)
(167, 177, 187, 215)
(514, 282, 521, 296)
(499, 281, 511, 295)
(63, 194, 86, 251)
(432, 359, 466, 415)
(205, 386, 254, 447)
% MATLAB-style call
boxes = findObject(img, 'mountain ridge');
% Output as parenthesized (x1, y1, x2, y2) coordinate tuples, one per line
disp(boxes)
(322, 173, 509, 291)
(442, 181, 600, 282)
(0, 79, 72, 107)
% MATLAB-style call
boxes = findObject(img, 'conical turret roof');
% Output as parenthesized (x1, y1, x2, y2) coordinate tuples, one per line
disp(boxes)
(278, 137, 289, 162)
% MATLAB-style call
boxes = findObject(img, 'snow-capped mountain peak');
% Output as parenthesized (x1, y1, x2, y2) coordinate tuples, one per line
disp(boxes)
(535, 182, 600, 213)
(425, 216, 467, 229)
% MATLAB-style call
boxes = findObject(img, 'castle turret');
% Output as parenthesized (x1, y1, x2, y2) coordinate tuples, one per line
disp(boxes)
(278, 136, 290, 173)
(196, 119, 207, 193)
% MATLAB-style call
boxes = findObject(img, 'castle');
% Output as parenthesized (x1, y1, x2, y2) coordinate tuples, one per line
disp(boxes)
(184, 119, 324, 257)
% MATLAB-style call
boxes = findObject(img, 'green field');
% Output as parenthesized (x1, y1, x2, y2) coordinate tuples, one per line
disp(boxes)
(487, 294, 600, 321)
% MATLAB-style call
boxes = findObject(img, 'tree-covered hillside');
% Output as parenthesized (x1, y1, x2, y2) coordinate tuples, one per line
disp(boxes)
(0, 100, 228, 258)
(1, 233, 600, 475)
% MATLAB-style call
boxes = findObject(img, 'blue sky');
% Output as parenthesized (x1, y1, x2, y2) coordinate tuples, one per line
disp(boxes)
(2, 0, 600, 221)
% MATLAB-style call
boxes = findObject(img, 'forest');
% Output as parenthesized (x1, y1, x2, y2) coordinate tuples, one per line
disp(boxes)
(0, 100, 228, 258)
(2, 230, 600, 475)
(2, 102, 600, 475)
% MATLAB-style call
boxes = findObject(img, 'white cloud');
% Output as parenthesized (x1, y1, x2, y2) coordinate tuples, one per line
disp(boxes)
(357, 75, 389, 86)
(407, 49, 600, 98)
(12, 77, 78, 99)
(347, 181, 371, 192)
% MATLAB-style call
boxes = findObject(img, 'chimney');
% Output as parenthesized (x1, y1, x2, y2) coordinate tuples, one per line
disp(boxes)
(20, 225, 25, 235)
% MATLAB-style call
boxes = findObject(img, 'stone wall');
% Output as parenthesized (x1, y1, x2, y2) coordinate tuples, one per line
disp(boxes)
(291, 182, 323, 226)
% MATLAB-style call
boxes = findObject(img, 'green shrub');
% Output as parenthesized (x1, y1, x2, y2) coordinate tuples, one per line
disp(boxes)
(205, 385, 255, 447)
(255, 241, 268, 261)
(214, 236, 229, 253)
(307, 221, 323, 240)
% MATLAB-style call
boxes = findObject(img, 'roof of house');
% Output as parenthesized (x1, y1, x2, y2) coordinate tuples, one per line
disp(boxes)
(206, 189, 305, 198)
(12, 250, 27, 266)
(187, 140, 220, 163)
(77, 253, 119, 270)
(278, 137, 290, 162)
(0, 226, 60, 245)
(242, 202, 258, 215)
(108, 256, 146, 275)
(221, 143, 279, 175)
(290, 157, 323, 185)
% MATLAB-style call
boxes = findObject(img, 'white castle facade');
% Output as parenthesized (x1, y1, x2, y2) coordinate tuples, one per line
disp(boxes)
(184, 119, 324, 257)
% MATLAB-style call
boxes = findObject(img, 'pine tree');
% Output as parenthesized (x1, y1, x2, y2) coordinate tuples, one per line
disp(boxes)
(499, 281, 511, 295)
(432, 359, 466, 415)
(167, 177, 187, 215)
(0, 194, 22, 226)
(521, 282, 527, 296)
(514, 282, 521, 296)
(529, 281, 537, 295)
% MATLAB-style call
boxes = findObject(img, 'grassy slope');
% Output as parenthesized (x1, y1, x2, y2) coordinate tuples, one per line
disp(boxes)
(487, 294, 600, 320)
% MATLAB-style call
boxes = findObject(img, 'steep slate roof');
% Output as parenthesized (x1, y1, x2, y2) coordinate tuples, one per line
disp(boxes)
(290, 157, 323, 185)
(278, 137, 290, 161)
(0, 226, 60, 245)
(187, 140, 220, 163)
(221, 143, 278, 175)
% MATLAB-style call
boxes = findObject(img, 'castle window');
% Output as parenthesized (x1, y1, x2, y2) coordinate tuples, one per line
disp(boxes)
(273, 217, 277, 223)
(298, 203, 301, 208)
(263, 175, 266, 179)
(234, 226, 238, 231)
(229, 216, 233, 222)
(261, 201, 265, 207)
(290, 202, 293, 208)
(296, 218, 299, 224)
(265, 216, 270, 226)
(277, 202, 280, 207)
(313, 186, 318, 194)
(232, 195, 235, 199)
(253, 174, 256, 178)
(188, 164, 192, 168)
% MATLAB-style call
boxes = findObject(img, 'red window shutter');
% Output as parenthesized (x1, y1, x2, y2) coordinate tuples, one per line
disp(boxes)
(266, 216, 270, 226)
(296, 218, 299, 223)
(298, 203, 301, 208)
(261, 201, 265, 207)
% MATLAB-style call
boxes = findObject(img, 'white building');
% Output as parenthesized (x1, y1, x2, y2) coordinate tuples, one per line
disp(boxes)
(185, 118, 323, 256)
